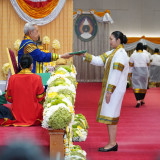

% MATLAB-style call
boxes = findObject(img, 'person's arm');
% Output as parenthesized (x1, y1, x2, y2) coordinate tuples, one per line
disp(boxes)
(24, 43, 72, 62)
(146, 54, 150, 66)
(105, 52, 127, 103)
(83, 52, 110, 66)
(36, 76, 46, 104)
(5, 77, 13, 103)
(128, 55, 134, 79)
(24, 43, 58, 62)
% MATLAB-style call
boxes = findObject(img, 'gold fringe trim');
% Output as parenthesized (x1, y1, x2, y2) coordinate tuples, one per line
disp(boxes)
(134, 88, 147, 93)
(113, 62, 124, 71)
(97, 115, 119, 125)
(128, 73, 132, 77)
(129, 62, 134, 67)
(84, 53, 93, 63)
(17, 0, 59, 19)
(37, 92, 46, 99)
(107, 84, 116, 93)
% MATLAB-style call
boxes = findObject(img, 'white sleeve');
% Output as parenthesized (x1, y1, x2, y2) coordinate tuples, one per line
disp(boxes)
(83, 52, 109, 66)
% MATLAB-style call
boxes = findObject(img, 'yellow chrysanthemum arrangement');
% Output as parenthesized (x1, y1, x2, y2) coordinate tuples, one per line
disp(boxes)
(52, 39, 61, 50)
(14, 39, 21, 51)
(42, 36, 50, 45)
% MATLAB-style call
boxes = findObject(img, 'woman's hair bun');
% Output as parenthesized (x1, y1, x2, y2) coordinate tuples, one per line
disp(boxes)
(123, 35, 127, 44)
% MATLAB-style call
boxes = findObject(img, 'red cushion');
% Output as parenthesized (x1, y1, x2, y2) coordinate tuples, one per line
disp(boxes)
(9, 49, 19, 74)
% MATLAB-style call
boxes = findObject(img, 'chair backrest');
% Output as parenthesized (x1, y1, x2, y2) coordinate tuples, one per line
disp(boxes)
(6, 48, 19, 75)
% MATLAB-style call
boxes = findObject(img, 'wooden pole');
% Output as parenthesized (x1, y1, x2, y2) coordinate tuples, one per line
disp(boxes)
(48, 129, 65, 159)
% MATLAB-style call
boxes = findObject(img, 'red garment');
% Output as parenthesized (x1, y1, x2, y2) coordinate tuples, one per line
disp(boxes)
(2, 69, 45, 126)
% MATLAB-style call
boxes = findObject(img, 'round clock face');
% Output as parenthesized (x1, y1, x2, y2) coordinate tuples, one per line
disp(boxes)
(75, 14, 98, 42)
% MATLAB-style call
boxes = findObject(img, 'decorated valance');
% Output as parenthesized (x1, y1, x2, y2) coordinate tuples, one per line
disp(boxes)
(73, 9, 114, 23)
(10, 0, 66, 25)
(124, 36, 160, 51)
(127, 36, 160, 44)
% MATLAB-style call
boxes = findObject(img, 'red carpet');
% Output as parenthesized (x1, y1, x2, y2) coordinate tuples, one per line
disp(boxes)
(0, 83, 160, 160)
(74, 83, 160, 160)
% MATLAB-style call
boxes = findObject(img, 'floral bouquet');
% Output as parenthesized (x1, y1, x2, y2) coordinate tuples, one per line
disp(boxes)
(72, 114, 89, 142)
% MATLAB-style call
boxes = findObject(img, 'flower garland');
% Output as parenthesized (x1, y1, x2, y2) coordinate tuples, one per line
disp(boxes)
(42, 65, 88, 159)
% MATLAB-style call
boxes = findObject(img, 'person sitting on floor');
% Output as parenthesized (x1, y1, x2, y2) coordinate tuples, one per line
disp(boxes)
(0, 54, 45, 126)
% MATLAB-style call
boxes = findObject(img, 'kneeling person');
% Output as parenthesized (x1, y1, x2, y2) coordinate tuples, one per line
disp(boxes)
(3, 54, 45, 126)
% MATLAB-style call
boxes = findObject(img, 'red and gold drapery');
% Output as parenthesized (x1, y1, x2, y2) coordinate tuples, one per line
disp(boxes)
(10, 0, 66, 25)
(16, 0, 59, 19)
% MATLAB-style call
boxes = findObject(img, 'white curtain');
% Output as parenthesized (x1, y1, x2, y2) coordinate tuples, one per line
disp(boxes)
(73, 21, 110, 82)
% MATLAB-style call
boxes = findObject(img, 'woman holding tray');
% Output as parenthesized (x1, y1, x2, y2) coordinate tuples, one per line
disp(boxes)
(81, 31, 129, 152)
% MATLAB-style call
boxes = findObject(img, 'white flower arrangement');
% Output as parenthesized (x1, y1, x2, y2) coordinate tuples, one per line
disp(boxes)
(42, 36, 50, 45)
(42, 103, 69, 129)
(65, 145, 87, 160)
(72, 128, 88, 142)
(52, 39, 61, 49)
(14, 39, 21, 51)
(72, 114, 89, 142)
(42, 65, 87, 159)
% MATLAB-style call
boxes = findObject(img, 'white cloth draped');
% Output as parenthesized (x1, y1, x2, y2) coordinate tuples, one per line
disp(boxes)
(124, 39, 160, 51)
(74, 11, 114, 23)
(10, 0, 66, 25)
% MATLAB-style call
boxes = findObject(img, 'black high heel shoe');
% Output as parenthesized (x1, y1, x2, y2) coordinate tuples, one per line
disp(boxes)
(136, 103, 140, 108)
(98, 143, 118, 152)
(141, 101, 145, 105)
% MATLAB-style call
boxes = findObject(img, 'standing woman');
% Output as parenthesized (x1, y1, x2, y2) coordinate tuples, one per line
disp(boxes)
(82, 31, 129, 152)
(129, 43, 150, 108)
(150, 48, 160, 87)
